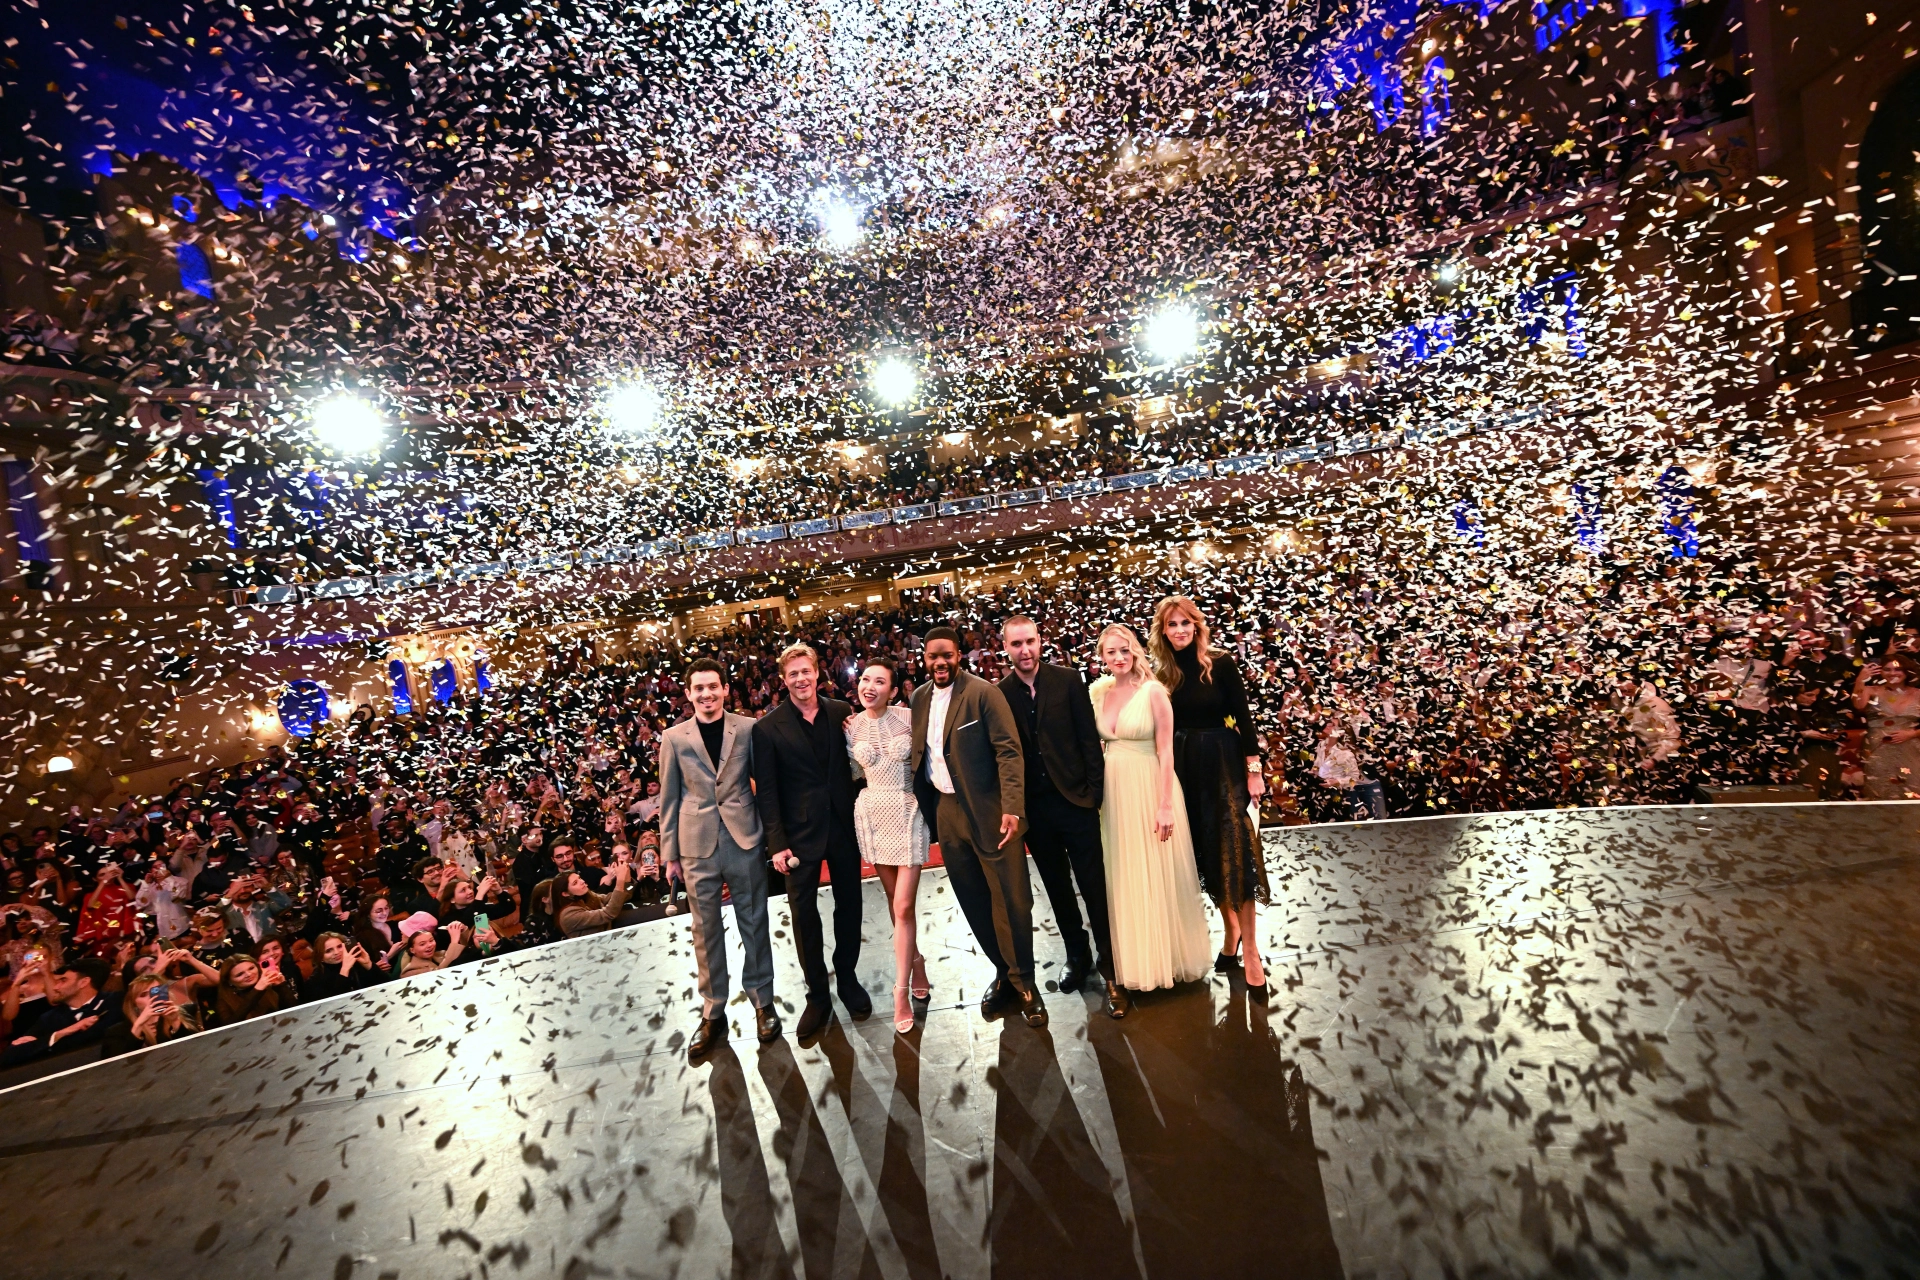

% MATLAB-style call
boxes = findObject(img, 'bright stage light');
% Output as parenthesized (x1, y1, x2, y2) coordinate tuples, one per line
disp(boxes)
(1143, 304, 1201, 365)
(309, 394, 386, 455)
(44, 755, 74, 774)
(817, 195, 863, 250)
(603, 381, 665, 438)
(1436, 261, 1460, 284)
(871, 356, 917, 406)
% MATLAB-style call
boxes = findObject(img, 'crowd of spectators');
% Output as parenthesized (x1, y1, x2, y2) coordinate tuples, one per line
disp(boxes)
(4, 539, 1913, 1079)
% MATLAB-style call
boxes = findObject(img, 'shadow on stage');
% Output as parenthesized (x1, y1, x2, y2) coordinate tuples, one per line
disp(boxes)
(1084, 981, 1345, 1280)
(704, 978, 1343, 1280)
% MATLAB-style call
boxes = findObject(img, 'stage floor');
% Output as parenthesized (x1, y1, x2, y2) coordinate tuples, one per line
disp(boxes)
(1, 802, 1917, 1279)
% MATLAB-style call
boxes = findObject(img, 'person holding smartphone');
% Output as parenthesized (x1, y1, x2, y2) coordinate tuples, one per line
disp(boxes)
(1855, 654, 1920, 799)
(134, 859, 192, 940)
(305, 933, 377, 999)
(104, 975, 192, 1056)
(1, 949, 53, 1043)
(1, 958, 117, 1065)
(253, 938, 302, 1004)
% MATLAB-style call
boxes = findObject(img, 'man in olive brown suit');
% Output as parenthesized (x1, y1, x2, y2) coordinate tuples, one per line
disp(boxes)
(909, 627, 1045, 1027)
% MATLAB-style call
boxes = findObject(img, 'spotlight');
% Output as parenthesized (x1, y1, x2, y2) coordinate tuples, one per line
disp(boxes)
(1142, 304, 1201, 365)
(816, 194, 863, 250)
(1435, 262, 1460, 285)
(871, 356, 917, 407)
(309, 394, 386, 455)
(603, 381, 665, 438)
(44, 755, 74, 774)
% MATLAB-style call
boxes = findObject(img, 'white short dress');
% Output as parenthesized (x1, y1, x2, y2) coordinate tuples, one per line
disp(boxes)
(847, 705, 930, 867)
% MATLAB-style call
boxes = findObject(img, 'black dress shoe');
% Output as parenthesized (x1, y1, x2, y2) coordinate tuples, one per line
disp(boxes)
(1105, 980, 1131, 1020)
(755, 1005, 782, 1044)
(795, 997, 832, 1040)
(688, 1016, 726, 1061)
(1058, 960, 1090, 994)
(1213, 951, 1239, 974)
(1017, 986, 1048, 1028)
(979, 978, 1018, 1019)
(838, 981, 873, 1021)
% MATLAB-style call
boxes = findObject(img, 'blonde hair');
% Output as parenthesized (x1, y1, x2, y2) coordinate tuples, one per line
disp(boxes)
(1149, 596, 1215, 692)
(777, 642, 821, 673)
(122, 973, 167, 1024)
(1097, 624, 1146, 676)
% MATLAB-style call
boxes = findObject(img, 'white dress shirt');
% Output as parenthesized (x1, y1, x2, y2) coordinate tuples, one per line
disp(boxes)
(926, 682, 956, 794)
(1711, 656, 1773, 712)
(135, 875, 191, 939)
(1627, 688, 1683, 761)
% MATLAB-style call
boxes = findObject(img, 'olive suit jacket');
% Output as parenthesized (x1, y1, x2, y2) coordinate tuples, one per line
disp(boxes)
(909, 670, 1026, 851)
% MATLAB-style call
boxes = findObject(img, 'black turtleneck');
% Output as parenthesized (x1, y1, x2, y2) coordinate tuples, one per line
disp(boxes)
(1165, 645, 1260, 757)
(697, 716, 726, 768)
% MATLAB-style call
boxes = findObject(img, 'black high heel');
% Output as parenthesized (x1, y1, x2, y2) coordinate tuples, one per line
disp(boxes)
(1213, 948, 1240, 974)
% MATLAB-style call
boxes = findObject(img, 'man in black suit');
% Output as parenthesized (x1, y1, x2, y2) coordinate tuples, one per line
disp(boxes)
(999, 616, 1129, 1018)
(751, 642, 872, 1039)
(911, 626, 1045, 1028)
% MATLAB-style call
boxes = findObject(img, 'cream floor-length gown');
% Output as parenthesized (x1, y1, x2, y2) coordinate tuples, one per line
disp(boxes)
(1093, 676, 1214, 991)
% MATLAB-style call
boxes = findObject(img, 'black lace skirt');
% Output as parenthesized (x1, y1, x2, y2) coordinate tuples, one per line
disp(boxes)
(1173, 727, 1270, 909)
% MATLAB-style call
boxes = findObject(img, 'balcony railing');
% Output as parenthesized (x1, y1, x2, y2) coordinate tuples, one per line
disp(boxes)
(231, 404, 1549, 608)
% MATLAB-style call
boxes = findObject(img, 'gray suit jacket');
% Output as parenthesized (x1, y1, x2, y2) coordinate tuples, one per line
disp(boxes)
(910, 670, 1026, 853)
(658, 713, 764, 863)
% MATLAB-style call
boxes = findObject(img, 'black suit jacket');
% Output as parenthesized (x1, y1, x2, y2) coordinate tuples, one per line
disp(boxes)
(998, 663, 1106, 810)
(750, 698, 858, 863)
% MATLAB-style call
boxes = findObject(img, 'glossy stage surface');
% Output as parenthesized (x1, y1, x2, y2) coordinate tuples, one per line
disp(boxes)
(2, 802, 1918, 1279)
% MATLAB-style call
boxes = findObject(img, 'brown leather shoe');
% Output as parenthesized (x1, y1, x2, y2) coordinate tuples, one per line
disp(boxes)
(688, 1016, 726, 1061)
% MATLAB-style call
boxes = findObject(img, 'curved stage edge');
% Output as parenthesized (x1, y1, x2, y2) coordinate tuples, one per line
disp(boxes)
(1, 801, 1917, 1279)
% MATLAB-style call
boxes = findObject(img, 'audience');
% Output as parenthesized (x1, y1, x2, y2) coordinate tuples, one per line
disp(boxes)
(0, 538, 1911, 1079)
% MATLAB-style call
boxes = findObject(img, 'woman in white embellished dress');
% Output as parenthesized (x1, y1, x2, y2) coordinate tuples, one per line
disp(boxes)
(1092, 625, 1213, 993)
(845, 658, 932, 1033)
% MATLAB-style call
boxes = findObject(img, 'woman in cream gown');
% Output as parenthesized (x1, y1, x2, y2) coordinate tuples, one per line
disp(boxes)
(1091, 624, 1214, 992)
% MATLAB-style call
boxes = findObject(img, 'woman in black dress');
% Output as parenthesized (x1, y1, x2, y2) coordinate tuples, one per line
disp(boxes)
(1150, 596, 1271, 990)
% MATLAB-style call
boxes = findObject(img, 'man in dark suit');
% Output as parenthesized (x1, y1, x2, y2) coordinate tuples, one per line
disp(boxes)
(751, 642, 871, 1039)
(999, 616, 1129, 1019)
(910, 626, 1046, 1027)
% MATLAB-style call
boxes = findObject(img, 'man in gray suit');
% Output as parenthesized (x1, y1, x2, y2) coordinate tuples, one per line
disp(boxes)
(659, 658, 781, 1060)
(910, 626, 1046, 1027)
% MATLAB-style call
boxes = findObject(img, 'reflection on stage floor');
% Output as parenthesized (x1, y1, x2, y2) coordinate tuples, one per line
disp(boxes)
(0, 802, 1916, 1279)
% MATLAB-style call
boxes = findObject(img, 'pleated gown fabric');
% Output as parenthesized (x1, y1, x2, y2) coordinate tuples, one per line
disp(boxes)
(1092, 676, 1214, 991)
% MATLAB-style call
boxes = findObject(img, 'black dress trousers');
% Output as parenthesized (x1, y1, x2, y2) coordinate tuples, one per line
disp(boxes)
(1022, 785, 1113, 976)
